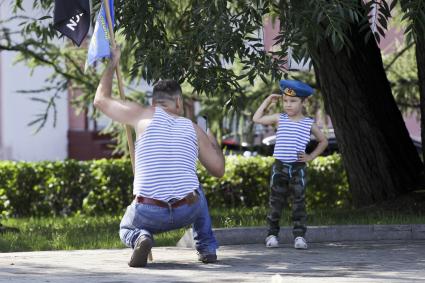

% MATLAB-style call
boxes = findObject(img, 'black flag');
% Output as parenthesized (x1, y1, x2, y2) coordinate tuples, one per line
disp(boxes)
(53, 0, 90, 46)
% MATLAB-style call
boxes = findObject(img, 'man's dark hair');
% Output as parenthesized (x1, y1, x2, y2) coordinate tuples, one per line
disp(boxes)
(152, 79, 182, 103)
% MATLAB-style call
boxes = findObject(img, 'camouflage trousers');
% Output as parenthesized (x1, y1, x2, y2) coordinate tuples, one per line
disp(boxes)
(267, 159, 307, 239)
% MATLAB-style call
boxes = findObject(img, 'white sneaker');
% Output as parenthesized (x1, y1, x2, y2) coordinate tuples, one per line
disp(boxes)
(265, 235, 279, 248)
(294, 236, 308, 249)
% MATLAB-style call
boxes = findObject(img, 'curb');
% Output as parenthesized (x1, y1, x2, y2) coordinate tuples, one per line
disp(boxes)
(176, 224, 425, 248)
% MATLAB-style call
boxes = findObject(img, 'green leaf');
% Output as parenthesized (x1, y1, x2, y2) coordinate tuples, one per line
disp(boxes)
(390, 0, 398, 11)
(374, 31, 381, 44)
(30, 97, 49, 103)
(37, 16, 51, 21)
(376, 25, 385, 37)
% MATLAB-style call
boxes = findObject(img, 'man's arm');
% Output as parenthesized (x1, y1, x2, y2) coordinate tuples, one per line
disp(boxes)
(252, 94, 280, 125)
(195, 124, 225, 178)
(93, 46, 148, 127)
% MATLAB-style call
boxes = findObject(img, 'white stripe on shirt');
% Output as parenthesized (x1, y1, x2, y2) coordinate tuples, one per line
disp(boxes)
(273, 113, 314, 162)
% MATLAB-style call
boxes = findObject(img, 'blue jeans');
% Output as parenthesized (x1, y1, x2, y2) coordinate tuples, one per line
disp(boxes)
(119, 186, 218, 255)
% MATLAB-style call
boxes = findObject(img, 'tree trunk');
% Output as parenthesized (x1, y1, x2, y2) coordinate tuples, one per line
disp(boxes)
(310, 23, 424, 207)
(416, 22, 425, 162)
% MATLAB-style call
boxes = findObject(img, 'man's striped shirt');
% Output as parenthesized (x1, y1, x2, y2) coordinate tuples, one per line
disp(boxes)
(133, 107, 199, 201)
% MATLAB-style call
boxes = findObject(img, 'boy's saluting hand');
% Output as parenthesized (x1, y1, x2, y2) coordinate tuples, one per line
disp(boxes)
(252, 94, 281, 125)
(267, 93, 281, 103)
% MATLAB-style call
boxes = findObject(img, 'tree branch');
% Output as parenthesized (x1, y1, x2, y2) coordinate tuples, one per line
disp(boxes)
(384, 41, 415, 71)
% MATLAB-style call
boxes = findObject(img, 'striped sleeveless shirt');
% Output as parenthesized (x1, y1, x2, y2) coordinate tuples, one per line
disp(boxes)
(273, 113, 314, 163)
(133, 107, 199, 201)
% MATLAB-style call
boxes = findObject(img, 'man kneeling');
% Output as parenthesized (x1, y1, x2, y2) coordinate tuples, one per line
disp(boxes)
(94, 47, 225, 267)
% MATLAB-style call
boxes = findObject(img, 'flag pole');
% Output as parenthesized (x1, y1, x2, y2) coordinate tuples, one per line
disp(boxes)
(102, 0, 135, 174)
(102, 0, 152, 262)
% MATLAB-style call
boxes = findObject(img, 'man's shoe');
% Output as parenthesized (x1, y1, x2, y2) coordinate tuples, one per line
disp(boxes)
(265, 235, 279, 248)
(294, 236, 307, 249)
(198, 253, 217, 263)
(128, 235, 153, 267)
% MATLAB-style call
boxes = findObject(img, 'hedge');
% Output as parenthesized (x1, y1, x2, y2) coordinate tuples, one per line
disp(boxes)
(0, 154, 350, 218)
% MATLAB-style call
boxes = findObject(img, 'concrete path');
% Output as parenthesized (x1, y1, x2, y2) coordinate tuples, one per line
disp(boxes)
(1, 240, 425, 282)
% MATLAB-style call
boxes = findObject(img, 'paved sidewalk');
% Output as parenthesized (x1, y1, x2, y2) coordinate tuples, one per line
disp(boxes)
(1, 240, 424, 282)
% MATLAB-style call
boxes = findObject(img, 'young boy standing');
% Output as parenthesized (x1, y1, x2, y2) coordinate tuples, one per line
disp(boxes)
(253, 79, 328, 249)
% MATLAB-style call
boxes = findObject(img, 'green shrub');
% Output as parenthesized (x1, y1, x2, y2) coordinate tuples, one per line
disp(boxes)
(43, 160, 93, 215)
(0, 161, 15, 218)
(200, 154, 350, 209)
(0, 154, 349, 217)
(0, 160, 93, 217)
(0, 161, 48, 217)
(82, 159, 133, 215)
(307, 154, 351, 209)
(198, 156, 273, 208)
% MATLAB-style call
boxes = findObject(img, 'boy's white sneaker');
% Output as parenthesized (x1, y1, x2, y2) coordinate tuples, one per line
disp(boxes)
(294, 236, 308, 249)
(265, 235, 279, 248)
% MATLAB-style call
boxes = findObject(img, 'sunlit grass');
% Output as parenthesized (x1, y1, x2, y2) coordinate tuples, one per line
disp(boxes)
(1, 207, 423, 252)
(0, 215, 185, 252)
(210, 206, 425, 227)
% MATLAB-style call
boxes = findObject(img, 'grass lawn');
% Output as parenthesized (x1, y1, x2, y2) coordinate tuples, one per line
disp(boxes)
(1, 205, 424, 252)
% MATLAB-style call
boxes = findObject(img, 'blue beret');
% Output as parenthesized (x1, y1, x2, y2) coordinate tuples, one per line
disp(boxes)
(279, 80, 314, 97)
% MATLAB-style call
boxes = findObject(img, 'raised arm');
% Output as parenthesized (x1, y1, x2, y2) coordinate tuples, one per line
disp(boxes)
(195, 125, 225, 178)
(252, 94, 281, 125)
(93, 46, 147, 127)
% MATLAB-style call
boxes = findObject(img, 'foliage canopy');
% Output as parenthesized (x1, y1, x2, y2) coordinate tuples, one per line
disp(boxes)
(0, 0, 423, 145)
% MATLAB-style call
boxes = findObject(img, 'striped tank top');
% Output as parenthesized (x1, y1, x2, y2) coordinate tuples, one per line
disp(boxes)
(133, 107, 199, 201)
(273, 113, 314, 163)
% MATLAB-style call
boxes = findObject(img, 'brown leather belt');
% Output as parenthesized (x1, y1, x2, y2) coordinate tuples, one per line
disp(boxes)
(135, 191, 199, 208)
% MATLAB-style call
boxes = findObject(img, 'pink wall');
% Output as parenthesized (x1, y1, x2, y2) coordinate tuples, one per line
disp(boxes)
(404, 113, 421, 140)
(379, 28, 404, 54)
(263, 18, 280, 53)
(0, 52, 3, 149)
(68, 87, 87, 130)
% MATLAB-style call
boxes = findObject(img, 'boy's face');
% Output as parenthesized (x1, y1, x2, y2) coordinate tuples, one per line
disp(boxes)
(282, 95, 304, 116)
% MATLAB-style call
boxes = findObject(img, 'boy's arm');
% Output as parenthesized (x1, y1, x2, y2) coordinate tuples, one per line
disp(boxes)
(93, 46, 149, 127)
(298, 123, 329, 162)
(252, 94, 281, 125)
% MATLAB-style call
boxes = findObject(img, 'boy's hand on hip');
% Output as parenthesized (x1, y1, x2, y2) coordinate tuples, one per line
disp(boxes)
(297, 152, 313, 162)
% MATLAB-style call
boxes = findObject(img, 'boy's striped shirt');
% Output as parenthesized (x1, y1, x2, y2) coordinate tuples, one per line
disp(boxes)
(273, 113, 314, 163)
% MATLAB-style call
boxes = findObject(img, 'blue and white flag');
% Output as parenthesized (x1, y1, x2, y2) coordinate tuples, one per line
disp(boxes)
(85, 0, 115, 70)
